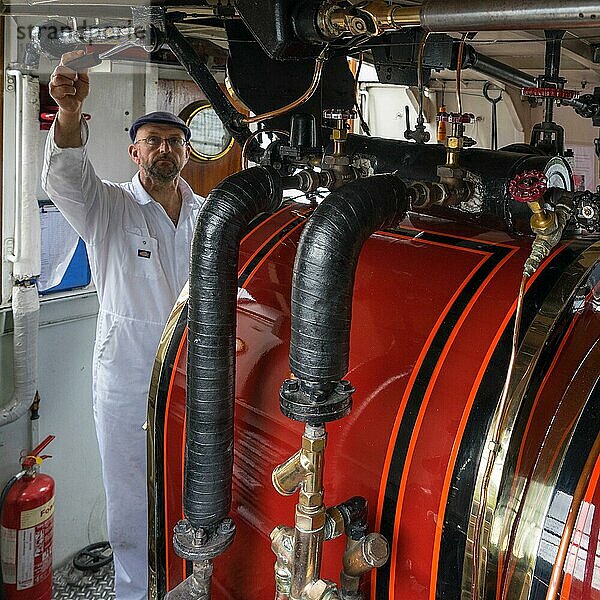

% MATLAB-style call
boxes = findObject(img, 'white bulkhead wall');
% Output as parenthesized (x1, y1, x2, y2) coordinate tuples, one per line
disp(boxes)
(0, 14, 159, 568)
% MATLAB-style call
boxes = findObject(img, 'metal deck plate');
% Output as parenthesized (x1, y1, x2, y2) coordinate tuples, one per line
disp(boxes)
(52, 563, 115, 600)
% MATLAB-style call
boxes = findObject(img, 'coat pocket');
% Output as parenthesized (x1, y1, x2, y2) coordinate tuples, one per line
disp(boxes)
(123, 231, 160, 279)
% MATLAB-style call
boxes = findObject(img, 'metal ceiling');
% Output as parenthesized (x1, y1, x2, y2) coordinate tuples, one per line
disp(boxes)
(2, 1, 600, 84)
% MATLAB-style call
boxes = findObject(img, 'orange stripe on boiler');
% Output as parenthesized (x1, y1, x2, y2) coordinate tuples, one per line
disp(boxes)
(427, 264, 553, 600)
(388, 255, 491, 595)
(242, 219, 308, 283)
(381, 230, 492, 256)
(387, 225, 518, 249)
(424, 247, 521, 600)
(238, 208, 310, 275)
(560, 572, 573, 600)
(373, 243, 505, 600)
(386, 243, 522, 598)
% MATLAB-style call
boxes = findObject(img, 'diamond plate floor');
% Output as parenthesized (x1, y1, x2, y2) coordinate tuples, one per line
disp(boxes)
(52, 562, 115, 600)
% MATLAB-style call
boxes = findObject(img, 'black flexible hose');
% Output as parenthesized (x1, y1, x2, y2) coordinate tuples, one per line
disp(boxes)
(185, 166, 283, 531)
(289, 174, 408, 384)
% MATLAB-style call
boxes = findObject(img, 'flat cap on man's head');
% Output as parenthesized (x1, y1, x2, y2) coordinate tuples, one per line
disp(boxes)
(129, 111, 191, 142)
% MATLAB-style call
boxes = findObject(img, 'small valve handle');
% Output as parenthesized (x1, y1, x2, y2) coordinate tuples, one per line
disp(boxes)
(521, 87, 578, 100)
(508, 170, 548, 203)
(323, 108, 356, 122)
(436, 112, 475, 124)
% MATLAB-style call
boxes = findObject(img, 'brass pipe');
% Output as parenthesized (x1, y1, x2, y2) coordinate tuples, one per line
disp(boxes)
(319, 2, 420, 37)
(272, 526, 295, 600)
(340, 533, 389, 594)
(318, 0, 600, 39)
(291, 524, 326, 599)
(290, 425, 327, 600)
(545, 430, 600, 600)
(273, 449, 308, 496)
(357, 2, 421, 33)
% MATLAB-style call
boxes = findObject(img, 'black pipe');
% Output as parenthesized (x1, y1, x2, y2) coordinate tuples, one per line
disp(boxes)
(542, 30, 565, 124)
(464, 47, 537, 90)
(185, 166, 283, 532)
(344, 133, 573, 235)
(164, 20, 254, 150)
(289, 175, 408, 386)
(336, 496, 368, 540)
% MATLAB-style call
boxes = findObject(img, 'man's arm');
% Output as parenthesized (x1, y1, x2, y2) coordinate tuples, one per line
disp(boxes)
(48, 50, 90, 148)
(42, 50, 114, 243)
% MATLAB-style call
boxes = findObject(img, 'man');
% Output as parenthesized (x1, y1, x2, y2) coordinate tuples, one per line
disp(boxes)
(41, 50, 204, 600)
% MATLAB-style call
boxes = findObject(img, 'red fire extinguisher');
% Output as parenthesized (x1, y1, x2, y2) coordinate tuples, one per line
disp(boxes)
(1, 436, 55, 600)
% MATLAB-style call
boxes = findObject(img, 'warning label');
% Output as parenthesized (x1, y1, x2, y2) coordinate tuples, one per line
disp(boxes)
(20, 496, 54, 529)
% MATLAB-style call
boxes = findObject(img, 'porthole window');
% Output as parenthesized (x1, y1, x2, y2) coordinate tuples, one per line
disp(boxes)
(179, 101, 234, 161)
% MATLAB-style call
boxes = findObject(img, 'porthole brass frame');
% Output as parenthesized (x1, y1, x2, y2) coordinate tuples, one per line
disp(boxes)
(179, 101, 234, 162)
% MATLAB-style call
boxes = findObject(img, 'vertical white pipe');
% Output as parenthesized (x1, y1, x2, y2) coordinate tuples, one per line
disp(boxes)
(0, 70, 41, 427)
(6, 69, 23, 267)
(0, 283, 39, 426)
(7, 70, 41, 280)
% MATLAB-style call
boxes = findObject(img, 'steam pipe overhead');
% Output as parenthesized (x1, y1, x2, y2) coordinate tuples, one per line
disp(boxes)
(420, 0, 600, 31)
(464, 48, 537, 90)
(1, 0, 149, 5)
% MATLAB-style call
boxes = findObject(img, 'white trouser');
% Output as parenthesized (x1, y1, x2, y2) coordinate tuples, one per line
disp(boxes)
(94, 391, 148, 600)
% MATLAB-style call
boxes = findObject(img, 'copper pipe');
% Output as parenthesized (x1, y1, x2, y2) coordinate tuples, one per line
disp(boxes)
(471, 275, 528, 599)
(416, 31, 430, 121)
(455, 33, 468, 115)
(243, 48, 327, 125)
(545, 430, 600, 600)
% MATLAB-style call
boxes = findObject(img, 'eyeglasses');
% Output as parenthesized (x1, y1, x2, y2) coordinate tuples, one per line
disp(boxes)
(134, 136, 188, 149)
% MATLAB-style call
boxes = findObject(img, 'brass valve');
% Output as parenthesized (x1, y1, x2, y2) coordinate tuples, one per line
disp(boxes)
(323, 108, 355, 153)
(508, 170, 556, 233)
(527, 201, 556, 231)
(321, 109, 359, 189)
(433, 113, 475, 205)
(318, 0, 420, 38)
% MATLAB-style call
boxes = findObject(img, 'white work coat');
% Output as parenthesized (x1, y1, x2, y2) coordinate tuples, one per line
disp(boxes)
(41, 121, 203, 600)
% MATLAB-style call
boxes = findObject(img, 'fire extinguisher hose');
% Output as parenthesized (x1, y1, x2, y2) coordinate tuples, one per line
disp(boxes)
(0, 471, 26, 600)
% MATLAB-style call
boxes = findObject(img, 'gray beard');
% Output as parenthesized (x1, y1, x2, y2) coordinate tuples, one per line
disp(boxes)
(146, 158, 179, 183)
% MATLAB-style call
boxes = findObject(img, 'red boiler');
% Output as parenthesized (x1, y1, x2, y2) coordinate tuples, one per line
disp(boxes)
(148, 203, 600, 600)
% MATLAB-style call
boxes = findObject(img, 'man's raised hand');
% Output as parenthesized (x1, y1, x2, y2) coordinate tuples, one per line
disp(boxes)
(49, 50, 90, 115)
